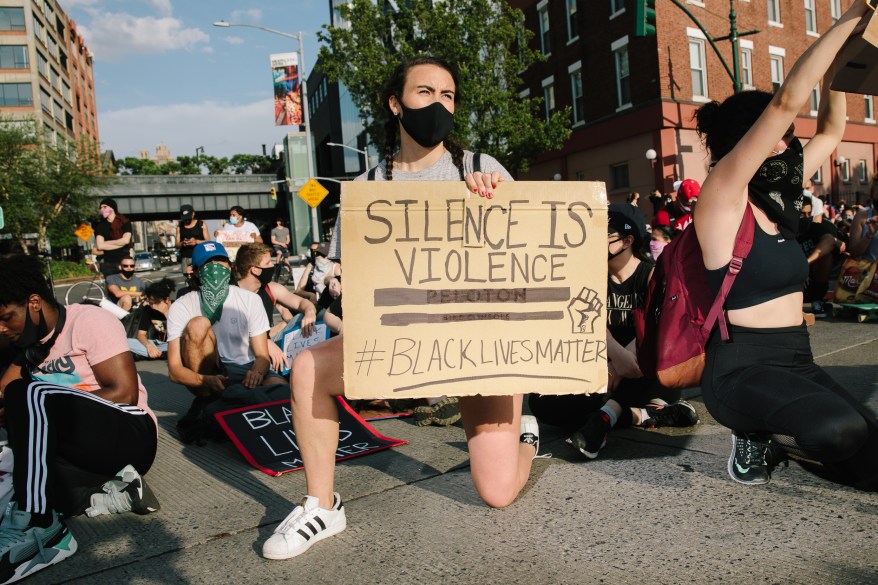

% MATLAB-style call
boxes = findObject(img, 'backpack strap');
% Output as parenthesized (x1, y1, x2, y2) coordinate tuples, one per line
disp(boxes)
(702, 204, 756, 341)
(473, 152, 482, 173)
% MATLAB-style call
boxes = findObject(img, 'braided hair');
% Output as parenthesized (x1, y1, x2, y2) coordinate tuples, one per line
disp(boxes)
(381, 55, 464, 180)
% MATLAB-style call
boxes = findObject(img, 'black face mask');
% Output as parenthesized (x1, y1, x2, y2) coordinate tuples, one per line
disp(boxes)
(256, 267, 274, 287)
(398, 101, 455, 148)
(120, 269, 135, 278)
(748, 138, 805, 240)
(14, 306, 48, 349)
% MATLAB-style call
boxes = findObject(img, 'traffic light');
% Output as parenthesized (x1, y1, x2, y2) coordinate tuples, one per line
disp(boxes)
(635, 0, 657, 37)
(270, 187, 277, 201)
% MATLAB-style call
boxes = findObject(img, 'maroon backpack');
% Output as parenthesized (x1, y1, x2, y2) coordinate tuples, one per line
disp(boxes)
(634, 205, 755, 389)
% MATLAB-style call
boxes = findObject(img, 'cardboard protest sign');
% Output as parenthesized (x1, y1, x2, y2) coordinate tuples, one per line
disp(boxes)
(278, 321, 330, 375)
(214, 398, 407, 477)
(831, 13, 878, 95)
(341, 181, 608, 399)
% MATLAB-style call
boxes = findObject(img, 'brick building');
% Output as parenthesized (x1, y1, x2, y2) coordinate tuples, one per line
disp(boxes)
(0, 0, 99, 149)
(510, 0, 877, 209)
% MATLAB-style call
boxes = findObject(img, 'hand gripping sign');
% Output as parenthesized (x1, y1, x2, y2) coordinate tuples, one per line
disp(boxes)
(340, 181, 609, 399)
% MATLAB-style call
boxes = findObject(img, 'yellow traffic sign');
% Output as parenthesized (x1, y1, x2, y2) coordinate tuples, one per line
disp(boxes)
(74, 223, 94, 242)
(297, 178, 329, 208)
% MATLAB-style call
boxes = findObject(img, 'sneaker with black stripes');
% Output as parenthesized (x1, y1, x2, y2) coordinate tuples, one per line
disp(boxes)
(262, 493, 346, 560)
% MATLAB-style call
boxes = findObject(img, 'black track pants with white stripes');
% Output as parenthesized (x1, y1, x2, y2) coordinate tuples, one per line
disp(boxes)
(4, 379, 157, 516)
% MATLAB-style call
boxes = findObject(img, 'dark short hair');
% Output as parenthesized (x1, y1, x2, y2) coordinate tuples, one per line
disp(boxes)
(230, 205, 246, 216)
(144, 278, 176, 301)
(0, 254, 57, 308)
(695, 90, 774, 162)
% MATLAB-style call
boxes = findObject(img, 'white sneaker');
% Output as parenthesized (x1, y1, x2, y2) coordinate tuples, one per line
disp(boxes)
(520, 415, 540, 458)
(262, 493, 346, 560)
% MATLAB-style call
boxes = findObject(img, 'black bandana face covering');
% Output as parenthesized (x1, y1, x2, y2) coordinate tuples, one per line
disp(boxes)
(398, 101, 455, 148)
(747, 138, 805, 239)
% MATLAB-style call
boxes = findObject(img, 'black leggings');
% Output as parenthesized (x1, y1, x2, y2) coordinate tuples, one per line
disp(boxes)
(702, 324, 878, 490)
(4, 379, 158, 515)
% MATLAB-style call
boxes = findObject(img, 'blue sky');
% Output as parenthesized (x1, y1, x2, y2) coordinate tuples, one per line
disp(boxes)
(59, 0, 332, 160)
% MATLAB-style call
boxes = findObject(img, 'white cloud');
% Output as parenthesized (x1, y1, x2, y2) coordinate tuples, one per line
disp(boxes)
(230, 9, 263, 22)
(100, 100, 290, 160)
(76, 13, 209, 60)
(223, 36, 245, 45)
(144, 0, 173, 17)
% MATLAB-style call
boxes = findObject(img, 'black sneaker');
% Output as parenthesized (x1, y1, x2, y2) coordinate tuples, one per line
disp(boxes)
(642, 400, 700, 428)
(728, 433, 771, 485)
(566, 411, 611, 460)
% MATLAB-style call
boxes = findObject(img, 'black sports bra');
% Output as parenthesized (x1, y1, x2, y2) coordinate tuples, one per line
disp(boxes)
(705, 220, 808, 310)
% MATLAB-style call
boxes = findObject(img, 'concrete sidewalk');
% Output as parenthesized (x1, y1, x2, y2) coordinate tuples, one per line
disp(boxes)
(29, 319, 878, 585)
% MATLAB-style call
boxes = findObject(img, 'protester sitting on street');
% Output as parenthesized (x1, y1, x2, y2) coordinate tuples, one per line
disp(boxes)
(0, 253, 159, 583)
(214, 206, 262, 261)
(292, 242, 320, 304)
(694, 1, 878, 490)
(176, 204, 209, 275)
(846, 178, 878, 261)
(167, 242, 287, 441)
(234, 244, 318, 374)
(798, 196, 843, 314)
(530, 204, 698, 459)
(106, 258, 145, 311)
(261, 56, 541, 562)
(128, 278, 176, 360)
(93, 198, 134, 278)
(270, 218, 292, 266)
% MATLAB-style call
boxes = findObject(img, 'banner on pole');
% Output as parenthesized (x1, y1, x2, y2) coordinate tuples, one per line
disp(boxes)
(271, 52, 302, 126)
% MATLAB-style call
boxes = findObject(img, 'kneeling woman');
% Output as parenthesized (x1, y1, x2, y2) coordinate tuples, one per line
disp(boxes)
(0, 254, 158, 583)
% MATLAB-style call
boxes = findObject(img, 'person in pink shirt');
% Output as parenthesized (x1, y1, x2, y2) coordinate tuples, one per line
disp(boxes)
(0, 254, 159, 584)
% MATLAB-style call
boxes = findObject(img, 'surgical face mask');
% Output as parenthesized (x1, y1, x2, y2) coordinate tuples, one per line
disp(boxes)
(198, 262, 231, 323)
(100, 208, 112, 219)
(256, 266, 274, 287)
(649, 239, 668, 259)
(398, 101, 455, 148)
(228, 216, 239, 225)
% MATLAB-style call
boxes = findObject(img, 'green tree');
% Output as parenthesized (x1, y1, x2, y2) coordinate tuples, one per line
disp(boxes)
(117, 156, 162, 175)
(317, 0, 570, 173)
(0, 119, 113, 252)
(229, 154, 275, 174)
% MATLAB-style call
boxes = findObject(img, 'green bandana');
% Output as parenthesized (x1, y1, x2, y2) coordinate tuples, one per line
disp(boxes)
(199, 262, 231, 323)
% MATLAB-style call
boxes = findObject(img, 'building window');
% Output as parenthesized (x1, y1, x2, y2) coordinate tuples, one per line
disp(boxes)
(40, 88, 51, 113)
(831, 0, 842, 23)
(689, 37, 708, 99)
(740, 46, 753, 88)
(47, 35, 57, 59)
(538, 1, 551, 56)
(33, 18, 44, 44)
(0, 83, 33, 107)
(840, 159, 851, 183)
(566, 0, 579, 42)
(570, 66, 584, 124)
(53, 100, 63, 124)
(610, 0, 625, 16)
(0, 7, 25, 31)
(804, 0, 817, 34)
(859, 160, 868, 183)
(542, 76, 556, 120)
(865, 95, 874, 122)
(611, 162, 630, 190)
(37, 52, 47, 78)
(612, 37, 631, 108)
(809, 85, 820, 115)
(0, 46, 29, 69)
(62, 81, 71, 104)
(768, 0, 781, 25)
(50, 68, 60, 92)
(769, 49, 785, 92)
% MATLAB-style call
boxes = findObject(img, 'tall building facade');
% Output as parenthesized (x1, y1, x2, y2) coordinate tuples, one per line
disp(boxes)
(0, 0, 99, 148)
(511, 0, 878, 207)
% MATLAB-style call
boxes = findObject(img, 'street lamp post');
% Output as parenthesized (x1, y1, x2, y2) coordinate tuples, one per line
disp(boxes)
(326, 142, 370, 173)
(213, 20, 320, 242)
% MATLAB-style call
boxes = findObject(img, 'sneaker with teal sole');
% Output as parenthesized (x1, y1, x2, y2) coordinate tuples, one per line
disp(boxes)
(0, 503, 77, 584)
(728, 433, 772, 486)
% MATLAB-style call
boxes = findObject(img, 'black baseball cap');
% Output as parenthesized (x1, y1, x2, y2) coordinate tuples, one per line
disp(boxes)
(608, 203, 647, 245)
(181, 204, 194, 220)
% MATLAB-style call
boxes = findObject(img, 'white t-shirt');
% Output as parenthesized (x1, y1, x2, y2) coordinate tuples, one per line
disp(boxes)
(216, 220, 261, 260)
(167, 286, 269, 365)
